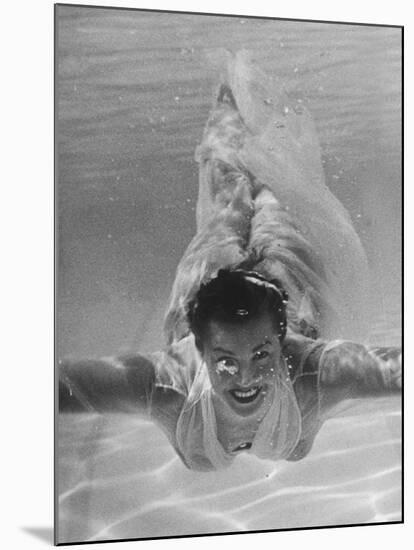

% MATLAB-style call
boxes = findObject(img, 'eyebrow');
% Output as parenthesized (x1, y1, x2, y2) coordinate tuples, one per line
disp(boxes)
(253, 340, 272, 352)
(212, 347, 236, 355)
(213, 340, 272, 355)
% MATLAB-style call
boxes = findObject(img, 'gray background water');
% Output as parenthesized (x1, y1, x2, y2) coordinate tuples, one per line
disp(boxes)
(56, 6, 402, 359)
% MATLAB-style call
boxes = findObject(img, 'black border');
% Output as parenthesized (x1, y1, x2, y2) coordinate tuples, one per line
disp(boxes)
(55, 2, 403, 28)
(401, 23, 405, 527)
(57, 520, 403, 547)
(54, 3, 404, 546)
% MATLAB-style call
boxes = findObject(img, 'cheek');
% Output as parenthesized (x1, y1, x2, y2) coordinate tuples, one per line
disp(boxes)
(257, 355, 280, 379)
(210, 369, 234, 388)
(205, 362, 235, 390)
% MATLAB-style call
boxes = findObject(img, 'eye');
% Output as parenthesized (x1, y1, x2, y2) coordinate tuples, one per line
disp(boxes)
(254, 350, 269, 361)
(215, 358, 239, 375)
(217, 357, 237, 368)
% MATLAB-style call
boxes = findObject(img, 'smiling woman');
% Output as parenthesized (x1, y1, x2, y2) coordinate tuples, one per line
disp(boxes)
(59, 273, 401, 470)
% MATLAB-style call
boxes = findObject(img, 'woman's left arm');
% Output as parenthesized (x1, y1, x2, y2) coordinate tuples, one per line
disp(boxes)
(318, 341, 401, 407)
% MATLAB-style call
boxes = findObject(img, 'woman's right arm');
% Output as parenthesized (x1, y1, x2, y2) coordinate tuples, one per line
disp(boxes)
(58, 354, 156, 414)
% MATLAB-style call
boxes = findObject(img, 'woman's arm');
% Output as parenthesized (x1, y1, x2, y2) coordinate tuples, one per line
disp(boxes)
(282, 335, 401, 461)
(284, 334, 401, 407)
(58, 354, 156, 414)
(318, 341, 401, 409)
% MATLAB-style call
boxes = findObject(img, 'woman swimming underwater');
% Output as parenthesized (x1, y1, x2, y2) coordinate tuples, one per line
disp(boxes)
(59, 51, 401, 471)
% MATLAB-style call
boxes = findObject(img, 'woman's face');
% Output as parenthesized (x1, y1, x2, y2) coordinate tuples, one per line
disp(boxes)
(201, 311, 282, 418)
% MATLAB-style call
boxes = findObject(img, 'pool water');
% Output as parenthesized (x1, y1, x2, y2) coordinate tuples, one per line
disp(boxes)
(55, 6, 402, 544)
(57, 396, 401, 542)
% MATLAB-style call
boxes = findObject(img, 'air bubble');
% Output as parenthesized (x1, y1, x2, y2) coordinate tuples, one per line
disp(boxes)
(216, 363, 238, 376)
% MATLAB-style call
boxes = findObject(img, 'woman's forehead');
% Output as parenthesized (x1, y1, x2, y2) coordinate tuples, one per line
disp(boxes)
(206, 313, 277, 349)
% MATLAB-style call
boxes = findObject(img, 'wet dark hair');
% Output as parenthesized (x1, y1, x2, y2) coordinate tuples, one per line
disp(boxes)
(187, 269, 288, 351)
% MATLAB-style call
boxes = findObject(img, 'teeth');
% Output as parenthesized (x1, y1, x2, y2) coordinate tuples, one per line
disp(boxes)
(234, 387, 259, 398)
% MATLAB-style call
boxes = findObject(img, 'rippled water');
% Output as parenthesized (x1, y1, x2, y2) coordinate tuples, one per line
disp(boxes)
(58, 397, 401, 543)
(56, 5, 402, 545)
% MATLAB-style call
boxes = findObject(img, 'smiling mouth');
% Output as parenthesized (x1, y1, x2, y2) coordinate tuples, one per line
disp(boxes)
(229, 386, 262, 404)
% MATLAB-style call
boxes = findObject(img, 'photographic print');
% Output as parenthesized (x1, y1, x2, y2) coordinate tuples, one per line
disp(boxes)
(55, 4, 402, 545)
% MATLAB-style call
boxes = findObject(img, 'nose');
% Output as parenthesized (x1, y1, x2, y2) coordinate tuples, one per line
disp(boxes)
(237, 361, 261, 387)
